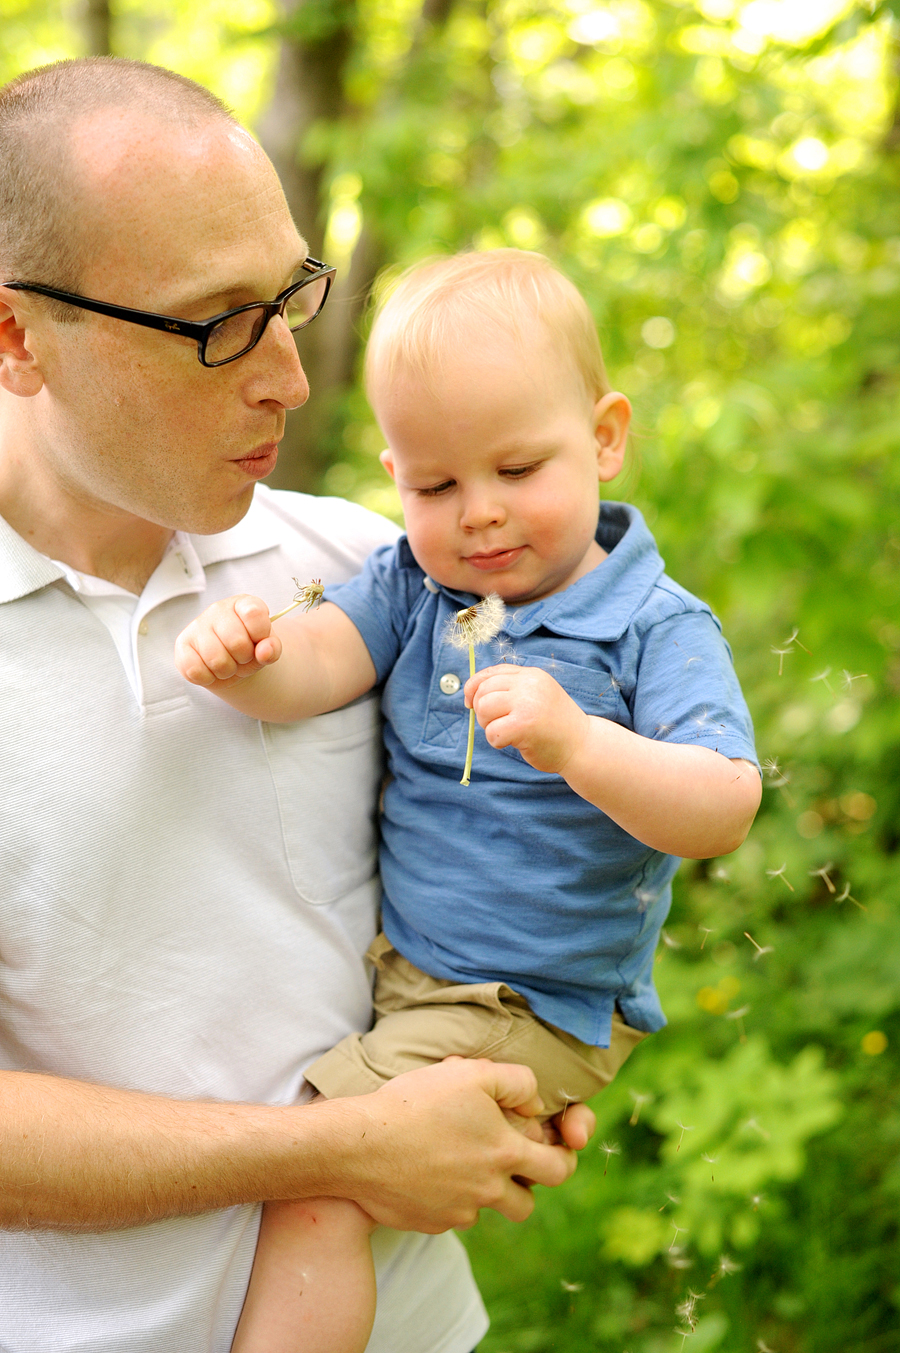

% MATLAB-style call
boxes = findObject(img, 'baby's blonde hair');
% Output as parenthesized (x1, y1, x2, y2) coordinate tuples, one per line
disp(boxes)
(364, 248, 610, 403)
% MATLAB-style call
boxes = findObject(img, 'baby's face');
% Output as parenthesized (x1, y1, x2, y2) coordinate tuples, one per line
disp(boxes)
(373, 329, 629, 605)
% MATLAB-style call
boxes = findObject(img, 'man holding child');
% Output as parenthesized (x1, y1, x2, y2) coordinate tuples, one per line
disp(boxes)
(0, 57, 592, 1353)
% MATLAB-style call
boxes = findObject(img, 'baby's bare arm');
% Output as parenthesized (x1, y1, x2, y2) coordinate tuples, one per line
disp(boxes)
(466, 665, 760, 859)
(175, 597, 376, 722)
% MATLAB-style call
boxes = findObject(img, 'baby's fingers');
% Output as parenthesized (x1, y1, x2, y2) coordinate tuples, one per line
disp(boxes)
(175, 596, 278, 686)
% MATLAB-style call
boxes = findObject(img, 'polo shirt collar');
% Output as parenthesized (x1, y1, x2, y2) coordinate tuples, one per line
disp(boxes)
(417, 501, 665, 643)
(0, 513, 66, 603)
(0, 487, 278, 604)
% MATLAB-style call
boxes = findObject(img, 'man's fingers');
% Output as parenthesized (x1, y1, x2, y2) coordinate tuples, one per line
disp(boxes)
(553, 1102, 596, 1152)
(467, 1058, 543, 1117)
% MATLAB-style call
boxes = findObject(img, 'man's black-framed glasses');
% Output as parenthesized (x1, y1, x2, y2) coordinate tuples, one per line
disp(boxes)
(4, 256, 336, 367)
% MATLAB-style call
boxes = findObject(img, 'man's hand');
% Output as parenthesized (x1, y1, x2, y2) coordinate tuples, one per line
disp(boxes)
(465, 665, 588, 775)
(175, 595, 282, 689)
(326, 1058, 586, 1232)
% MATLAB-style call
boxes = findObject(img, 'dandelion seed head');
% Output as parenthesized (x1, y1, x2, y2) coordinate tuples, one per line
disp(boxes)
(701, 1153, 719, 1164)
(446, 594, 506, 649)
(560, 1279, 583, 1292)
(717, 1254, 741, 1276)
(292, 578, 324, 611)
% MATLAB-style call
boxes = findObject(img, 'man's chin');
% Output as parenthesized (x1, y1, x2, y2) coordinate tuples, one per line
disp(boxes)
(177, 482, 257, 537)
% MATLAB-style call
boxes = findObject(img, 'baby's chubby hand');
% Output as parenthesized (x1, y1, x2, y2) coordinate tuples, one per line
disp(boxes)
(464, 665, 590, 776)
(174, 595, 282, 689)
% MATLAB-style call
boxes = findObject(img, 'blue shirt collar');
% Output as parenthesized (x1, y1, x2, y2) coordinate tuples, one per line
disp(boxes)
(400, 502, 665, 643)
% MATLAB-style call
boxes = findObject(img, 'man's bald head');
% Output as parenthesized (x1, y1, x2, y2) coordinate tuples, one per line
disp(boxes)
(0, 58, 238, 306)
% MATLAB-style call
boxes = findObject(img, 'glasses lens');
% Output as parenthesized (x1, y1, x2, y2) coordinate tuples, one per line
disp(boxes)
(285, 274, 329, 331)
(205, 307, 268, 364)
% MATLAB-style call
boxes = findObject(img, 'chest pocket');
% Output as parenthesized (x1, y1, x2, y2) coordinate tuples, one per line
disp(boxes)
(261, 695, 383, 905)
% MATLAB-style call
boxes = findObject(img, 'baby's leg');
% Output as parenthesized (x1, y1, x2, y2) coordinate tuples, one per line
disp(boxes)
(231, 1194, 378, 1353)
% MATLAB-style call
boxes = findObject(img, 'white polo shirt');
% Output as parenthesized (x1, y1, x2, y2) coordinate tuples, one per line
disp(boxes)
(0, 485, 487, 1353)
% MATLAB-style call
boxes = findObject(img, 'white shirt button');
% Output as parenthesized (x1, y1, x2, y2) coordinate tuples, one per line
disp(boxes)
(423, 576, 439, 593)
(439, 672, 461, 695)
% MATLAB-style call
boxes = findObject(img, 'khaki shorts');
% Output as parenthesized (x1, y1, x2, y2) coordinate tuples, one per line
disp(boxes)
(305, 933, 649, 1118)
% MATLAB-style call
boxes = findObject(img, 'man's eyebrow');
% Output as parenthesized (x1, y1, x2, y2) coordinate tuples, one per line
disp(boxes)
(170, 257, 310, 315)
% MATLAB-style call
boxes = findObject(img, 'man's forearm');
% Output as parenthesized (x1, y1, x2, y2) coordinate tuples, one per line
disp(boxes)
(0, 1070, 333, 1231)
(0, 1060, 583, 1234)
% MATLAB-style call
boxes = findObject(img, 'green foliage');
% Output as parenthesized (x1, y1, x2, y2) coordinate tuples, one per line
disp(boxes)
(3, 2, 900, 1348)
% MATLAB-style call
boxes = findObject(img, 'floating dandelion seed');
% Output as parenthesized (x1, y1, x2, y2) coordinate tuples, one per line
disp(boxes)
(770, 645, 793, 676)
(668, 1249, 693, 1270)
(661, 929, 682, 949)
(659, 1192, 681, 1211)
(675, 1122, 695, 1152)
(669, 1223, 688, 1250)
(558, 1088, 577, 1124)
(810, 667, 834, 694)
(750, 1192, 764, 1211)
(446, 595, 506, 786)
(757, 1341, 776, 1353)
(836, 882, 867, 912)
(841, 669, 867, 690)
(629, 1090, 653, 1125)
(765, 863, 794, 892)
(600, 1141, 621, 1175)
(726, 1005, 750, 1041)
(494, 635, 521, 665)
(701, 1152, 718, 1181)
(683, 655, 702, 667)
(742, 1117, 770, 1140)
(809, 863, 836, 894)
(744, 932, 774, 961)
(676, 1291, 705, 1332)
(710, 864, 730, 881)
(784, 627, 810, 653)
(269, 578, 325, 622)
(699, 927, 715, 950)
(707, 1254, 742, 1287)
(560, 1279, 583, 1293)
(635, 888, 657, 914)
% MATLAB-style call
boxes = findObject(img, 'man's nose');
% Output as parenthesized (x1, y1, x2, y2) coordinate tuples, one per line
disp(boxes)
(254, 313, 310, 409)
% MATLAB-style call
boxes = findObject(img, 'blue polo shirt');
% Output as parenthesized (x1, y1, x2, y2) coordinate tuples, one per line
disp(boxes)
(326, 502, 757, 1047)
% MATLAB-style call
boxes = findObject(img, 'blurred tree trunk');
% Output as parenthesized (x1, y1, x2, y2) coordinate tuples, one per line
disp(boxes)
(82, 0, 112, 55)
(260, 0, 459, 493)
(257, 0, 361, 493)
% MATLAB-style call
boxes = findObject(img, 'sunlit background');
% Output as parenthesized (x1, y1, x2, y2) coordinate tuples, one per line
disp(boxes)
(3, 3, 900, 1348)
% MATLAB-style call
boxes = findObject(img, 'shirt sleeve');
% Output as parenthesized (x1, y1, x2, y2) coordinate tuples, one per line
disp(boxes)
(323, 541, 420, 683)
(631, 609, 759, 766)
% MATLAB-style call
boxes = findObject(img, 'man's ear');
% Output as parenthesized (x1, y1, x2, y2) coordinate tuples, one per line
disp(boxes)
(379, 447, 396, 479)
(593, 391, 631, 484)
(0, 290, 45, 397)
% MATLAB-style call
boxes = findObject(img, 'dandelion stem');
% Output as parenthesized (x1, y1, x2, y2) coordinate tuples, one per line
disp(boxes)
(461, 642, 476, 786)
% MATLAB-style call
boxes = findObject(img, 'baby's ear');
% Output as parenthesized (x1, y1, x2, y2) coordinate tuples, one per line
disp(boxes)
(593, 392, 631, 483)
(379, 448, 396, 479)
